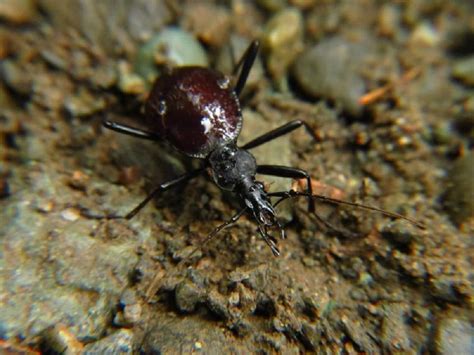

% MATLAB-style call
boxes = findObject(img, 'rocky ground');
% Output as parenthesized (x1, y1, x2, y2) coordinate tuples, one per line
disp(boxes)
(0, 0, 473, 353)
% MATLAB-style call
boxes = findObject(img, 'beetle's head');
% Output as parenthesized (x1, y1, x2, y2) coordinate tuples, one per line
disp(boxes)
(239, 180, 283, 256)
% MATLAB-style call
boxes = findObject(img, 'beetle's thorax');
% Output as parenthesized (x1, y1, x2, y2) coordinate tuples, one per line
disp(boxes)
(208, 144, 256, 191)
(208, 144, 277, 227)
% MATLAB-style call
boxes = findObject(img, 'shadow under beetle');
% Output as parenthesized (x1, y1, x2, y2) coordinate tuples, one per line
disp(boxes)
(102, 40, 422, 256)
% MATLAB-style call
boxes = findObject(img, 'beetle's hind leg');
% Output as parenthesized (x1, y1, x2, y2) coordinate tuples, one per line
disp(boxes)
(102, 119, 161, 141)
(232, 40, 260, 97)
(82, 169, 204, 220)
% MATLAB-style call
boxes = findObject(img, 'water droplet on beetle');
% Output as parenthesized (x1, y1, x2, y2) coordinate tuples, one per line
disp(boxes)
(158, 100, 167, 115)
(217, 77, 230, 90)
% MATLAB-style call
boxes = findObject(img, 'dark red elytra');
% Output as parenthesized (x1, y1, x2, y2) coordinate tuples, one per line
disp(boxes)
(145, 67, 243, 158)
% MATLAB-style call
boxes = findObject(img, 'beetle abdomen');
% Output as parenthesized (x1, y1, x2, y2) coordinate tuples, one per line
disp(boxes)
(145, 67, 242, 158)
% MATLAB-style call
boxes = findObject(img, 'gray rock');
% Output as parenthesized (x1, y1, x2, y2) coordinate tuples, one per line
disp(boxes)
(175, 280, 204, 313)
(381, 220, 418, 245)
(83, 329, 134, 354)
(292, 37, 368, 116)
(433, 317, 473, 354)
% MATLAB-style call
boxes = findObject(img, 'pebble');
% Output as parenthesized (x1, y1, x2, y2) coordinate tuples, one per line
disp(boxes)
(452, 56, 474, 86)
(433, 317, 473, 354)
(263, 7, 304, 81)
(35, 200, 54, 213)
(134, 27, 208, 84)
(443, 153, 474, 225)
(64, 89, 106, 118)
(118, 290, 142, 325)
(175, 280, 204, 313)
(292, 37, 367, 116)
(206, 289, 231, 320)
(118, 61, 146, 95)
(42, 324, 84, 354)
(0, 60, 33, 95)
(0, 0, 37, 24)
(409, 22, 441, 47)
(60, 207, 81, 221)
(181, 2, 231, 46)
(83, 329, 134, 355)
(381, 220, 417, 245)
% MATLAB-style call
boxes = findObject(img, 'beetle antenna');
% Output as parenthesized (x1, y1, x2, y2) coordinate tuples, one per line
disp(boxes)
(258, 225, 281, 256)
(269, 190, 425, 229)
(145, 207, 247, 300)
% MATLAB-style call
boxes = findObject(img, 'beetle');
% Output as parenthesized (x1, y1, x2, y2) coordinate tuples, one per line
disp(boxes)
(101, 40, 422, 256)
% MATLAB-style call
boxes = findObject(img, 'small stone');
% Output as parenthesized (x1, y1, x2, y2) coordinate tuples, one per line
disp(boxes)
(83, 329, 134, 355)
(228, 291, 240, 306)
(434, 317, 473, 354)
(172, 245, 202, 263)
(181, 2, 231, 46)
(118, 289, 142, 324)
(118, 61, 146, 95)
(42, 324, 84, 354)
(349, 288, 368, 302)
(409, 22, 441, 47)
(123, 303, 142, 324)
(452, 56, 474, 86)
(64, 89, 106, 118)
(175, 280, 204, 313)
(193, 341, 203, 350)
(36, 200, 54, 213)
(60, 207, 81, 221)
(206, 290, 231, 320)
(0, 0, 37, 24)
(292, 37, 367, 116)
(263, 7, 303, 80)
(0, 60, 33, 95)
(381, 220, 417, 245)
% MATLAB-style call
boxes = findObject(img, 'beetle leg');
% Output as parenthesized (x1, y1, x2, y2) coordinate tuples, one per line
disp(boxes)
(103, 119, 161, 141)
(233, 40, 260, 97)
(83, 168, 204, 220)
(241, 120, 317, 150)
(256, 165, 315, 213)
